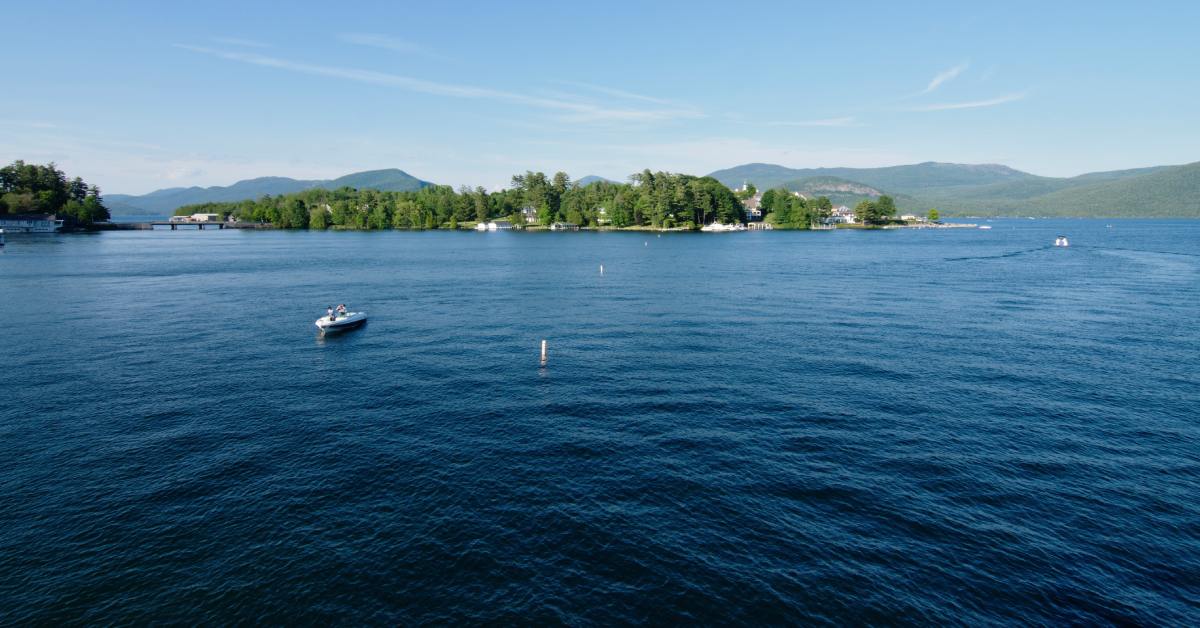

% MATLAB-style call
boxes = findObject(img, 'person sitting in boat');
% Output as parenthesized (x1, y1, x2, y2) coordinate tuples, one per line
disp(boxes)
(327, 306, 335, 321)
(337, 304, 348, 316)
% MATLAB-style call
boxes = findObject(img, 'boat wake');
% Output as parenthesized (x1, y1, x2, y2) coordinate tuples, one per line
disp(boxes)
(944, 245, 1055, 262)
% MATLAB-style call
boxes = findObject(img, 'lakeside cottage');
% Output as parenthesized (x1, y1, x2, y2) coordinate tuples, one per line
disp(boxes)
(520, 206, 539, 224)
(742, 193, 763, 221)
(826, 205, 856, 225)
(0, 213, 64, 233)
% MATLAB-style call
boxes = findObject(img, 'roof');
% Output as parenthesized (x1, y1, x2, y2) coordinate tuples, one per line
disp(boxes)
(0, 213, 58, 221)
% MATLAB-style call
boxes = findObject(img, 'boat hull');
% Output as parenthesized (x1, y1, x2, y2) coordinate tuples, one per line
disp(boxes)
(315, 312, 367, 333)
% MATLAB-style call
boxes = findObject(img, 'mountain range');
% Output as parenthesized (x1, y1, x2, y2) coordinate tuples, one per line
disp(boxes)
(106, 169, 432, 214)
(707, 161, 1200, 217)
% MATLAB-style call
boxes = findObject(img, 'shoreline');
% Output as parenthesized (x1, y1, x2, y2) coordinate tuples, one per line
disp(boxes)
(85, 220, 978, 233)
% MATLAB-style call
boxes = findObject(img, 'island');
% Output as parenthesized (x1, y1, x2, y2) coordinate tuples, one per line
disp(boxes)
(165, 170, 934, 232)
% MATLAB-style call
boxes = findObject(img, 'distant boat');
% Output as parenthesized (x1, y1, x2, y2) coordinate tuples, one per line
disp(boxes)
(315, 310, 367, 333)
(701, 222, 746, 232)
(0, 228, 5, 246)
(1055, 236, 1070, 247)
(978, 225, 992, 230)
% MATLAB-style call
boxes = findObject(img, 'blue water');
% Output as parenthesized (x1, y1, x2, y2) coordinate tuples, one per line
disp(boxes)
(2, 220, 1198, 624)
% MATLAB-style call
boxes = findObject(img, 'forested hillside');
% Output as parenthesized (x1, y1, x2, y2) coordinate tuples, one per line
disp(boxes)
(173, 170, 745, 230)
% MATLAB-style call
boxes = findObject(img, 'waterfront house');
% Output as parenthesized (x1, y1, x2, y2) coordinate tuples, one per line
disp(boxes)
(743, 193, 763, 221)
(0, 213, 64, 233)
(520, 206, 539, 224)
(190, 213, 221, 223)
(826, 205, 856, 224)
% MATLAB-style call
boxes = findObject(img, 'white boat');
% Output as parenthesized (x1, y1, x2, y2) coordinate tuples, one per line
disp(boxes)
(0, 229, 5, 246)
(701, 222, 746, 232)
(315, 311, 368, 333)
(978, 225, 992, 230)
(1054, 236, 1070, 247)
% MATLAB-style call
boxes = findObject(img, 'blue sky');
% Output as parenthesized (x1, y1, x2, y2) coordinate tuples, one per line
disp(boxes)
(2, 0, 1198, 194)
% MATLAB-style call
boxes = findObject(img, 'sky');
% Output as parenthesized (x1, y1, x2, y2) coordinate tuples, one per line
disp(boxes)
(2, 0, 1199, 194)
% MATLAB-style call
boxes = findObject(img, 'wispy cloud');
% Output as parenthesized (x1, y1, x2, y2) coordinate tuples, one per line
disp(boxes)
(338, 33, 442, 59)
(906, 92, 1027, 111)
(768, 116, 862, 127)
(922, 61, 970, 94)
(213, 37, 271, 48)
(557, 81, 679, 107)
(175, 44, 702, 123)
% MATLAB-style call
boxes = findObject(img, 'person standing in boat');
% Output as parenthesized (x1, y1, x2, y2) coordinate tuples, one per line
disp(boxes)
(337, 304, 347, 317)
(327, 306, 335, 321)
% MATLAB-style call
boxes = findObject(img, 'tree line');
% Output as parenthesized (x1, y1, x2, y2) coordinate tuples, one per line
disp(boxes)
(0, 160, 109, 225)
(174, 170, 748, 230)
(759, 188, 834, 228)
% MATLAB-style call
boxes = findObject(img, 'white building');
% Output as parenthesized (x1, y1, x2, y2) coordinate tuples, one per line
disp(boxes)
(826, 205, 856, 224)
(0, 213, 64, 233)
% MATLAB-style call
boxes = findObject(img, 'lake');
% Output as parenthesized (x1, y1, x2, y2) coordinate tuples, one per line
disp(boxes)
(1, 220, 1197, 623)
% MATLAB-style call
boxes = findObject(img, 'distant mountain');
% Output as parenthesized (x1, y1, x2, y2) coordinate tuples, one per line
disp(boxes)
(106, 168, 433, 214)
(709, 162, 1034, 194)
(1003, 161, 1200, 217)
(710, 161, 1200, 217)
(576, 175, 617, 186)
(328, 168, 430, 191)
(776, 176, 887, 208)
(904, 162, 1200, 216)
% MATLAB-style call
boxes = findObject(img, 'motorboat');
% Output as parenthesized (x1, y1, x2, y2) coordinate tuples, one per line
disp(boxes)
(978, 225, 992, 230)
(315, 310, 367, 333)
(701, 222, 746, 232)
(1055, 236, 1070, 247)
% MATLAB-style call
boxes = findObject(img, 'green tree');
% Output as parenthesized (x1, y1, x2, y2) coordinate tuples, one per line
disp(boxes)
(854, 199, 875, 224)
(367, 203, 389, 230)
(927, 208, 940, 221)
(309, 205, 330, 229)
(875, 195, 897, 221)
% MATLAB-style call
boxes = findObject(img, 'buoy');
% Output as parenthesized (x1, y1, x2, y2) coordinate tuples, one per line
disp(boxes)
(540, 339, 548, 365)
(599, 264, 604, 275)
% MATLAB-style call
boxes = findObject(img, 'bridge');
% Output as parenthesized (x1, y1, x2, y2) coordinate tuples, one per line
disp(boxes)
(97, 221, 275, 231)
